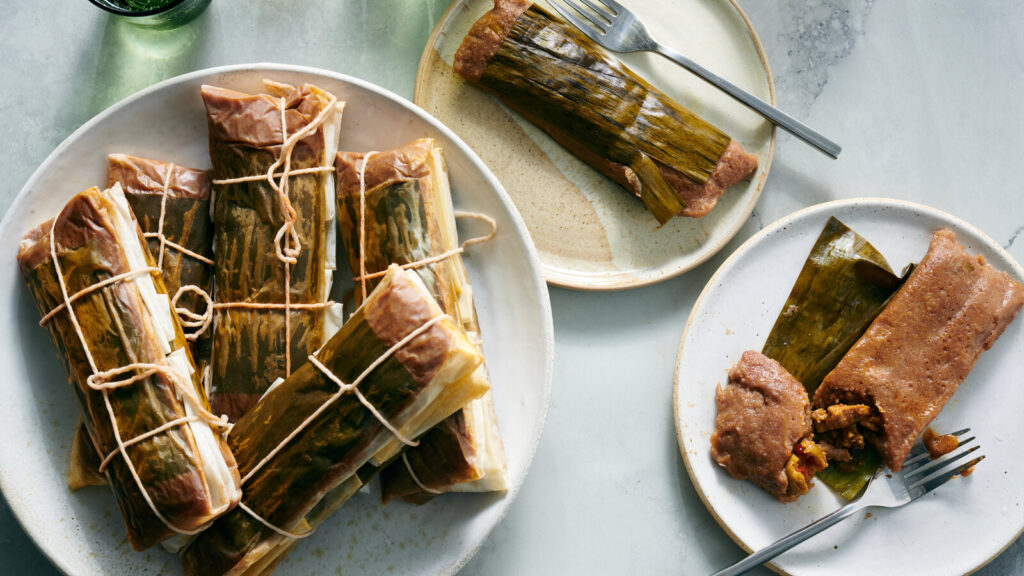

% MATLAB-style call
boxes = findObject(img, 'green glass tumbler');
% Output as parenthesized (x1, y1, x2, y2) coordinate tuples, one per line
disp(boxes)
(88, 0, 211, 28)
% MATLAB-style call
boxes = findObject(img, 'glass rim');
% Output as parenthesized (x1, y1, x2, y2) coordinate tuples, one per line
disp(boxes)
(87, 0, 190, 17)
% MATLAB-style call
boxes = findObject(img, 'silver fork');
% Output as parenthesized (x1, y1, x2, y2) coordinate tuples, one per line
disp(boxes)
(711, 428, 984, 576)
(546, 0, 842, 159)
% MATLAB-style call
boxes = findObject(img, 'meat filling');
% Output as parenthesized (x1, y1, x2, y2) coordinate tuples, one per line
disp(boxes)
(783, 439, 828, 499)
(812, 394, 886, 472)
(817, 441, 852, 463)
(811, 404, 873, 432)
(923, 427, 959, 459)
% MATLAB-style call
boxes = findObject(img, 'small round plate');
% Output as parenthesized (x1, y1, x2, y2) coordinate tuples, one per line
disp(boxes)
(0, 63, 553, 576)
(674, 198, 1024, 576)
(415, 0, 776, 290)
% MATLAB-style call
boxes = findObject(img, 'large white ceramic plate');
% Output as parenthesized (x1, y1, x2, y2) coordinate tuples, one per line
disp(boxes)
(0, 63, 553, 576)
(415, 0, 776, 290)
(675, 198, 1024, 576)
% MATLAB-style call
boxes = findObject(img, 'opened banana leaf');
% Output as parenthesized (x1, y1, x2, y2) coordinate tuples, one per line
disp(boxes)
(179, 266, 488, 576)
(17, 184, 241, 550)
(335, 138, 508, 505)
(454, 0, 758, 224)
(761, 216, 906, 499)
(202, 80, 345, 421)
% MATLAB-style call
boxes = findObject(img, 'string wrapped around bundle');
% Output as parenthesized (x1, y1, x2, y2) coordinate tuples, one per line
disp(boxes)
(17, 184, 241, 551)
(180, 265, 489, 576)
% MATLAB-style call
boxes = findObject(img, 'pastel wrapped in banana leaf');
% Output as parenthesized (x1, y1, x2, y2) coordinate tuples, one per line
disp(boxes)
(334, 139, 508, 505)
(67, 155, 217, 492)
(201, 80, 345, 421)
(814, 229, 1024, 473)
(109, 154, 214, 359)
(454, 0, 758, 224)
(17, 184, 241, 550)
(180, 266, 488, 576)
(762, 217, 906, 498)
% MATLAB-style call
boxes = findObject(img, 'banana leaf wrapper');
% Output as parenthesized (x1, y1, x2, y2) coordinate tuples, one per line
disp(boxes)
(761, 216, 906, 499)
(109, 153, 214, 365)
(180, 266, 487, 576)
(454, 0, 758, 224)
(68, 416, 106, 490)
(335, 139, 508, 505)
(68, 154, 217, 492)
(202, 81, 345, 422)
(17, 184, 241, 550)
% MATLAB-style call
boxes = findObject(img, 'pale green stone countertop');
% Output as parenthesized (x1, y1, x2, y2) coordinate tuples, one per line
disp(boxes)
(2, 1, 1022, 575)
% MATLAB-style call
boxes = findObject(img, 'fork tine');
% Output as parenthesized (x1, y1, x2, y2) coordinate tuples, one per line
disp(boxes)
(911, 455, 985, 496)
(903, 430, 974, 468)
(905, 444, 981, 482)
(548, 0, 609, 34)
(576, 0, 616, 20)
(583, 0, 624, 15)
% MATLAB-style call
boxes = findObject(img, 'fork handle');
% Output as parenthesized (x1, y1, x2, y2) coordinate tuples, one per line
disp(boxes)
(709, 502, 864, 576)
(653, 44, 842, 159)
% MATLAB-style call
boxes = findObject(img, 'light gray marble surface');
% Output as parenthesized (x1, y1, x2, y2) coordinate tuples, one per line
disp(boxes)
(2, 1, 1022, 575)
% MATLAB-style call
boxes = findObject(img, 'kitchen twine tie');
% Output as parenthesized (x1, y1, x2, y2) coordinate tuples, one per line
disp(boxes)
(40, 212, 230, 537)
(233, 311, 449, 539)
(134, 163, 217, 341)
(149, 163, 216, 271)
(352, 152, 498, 301)
(176, 93, 339, 376)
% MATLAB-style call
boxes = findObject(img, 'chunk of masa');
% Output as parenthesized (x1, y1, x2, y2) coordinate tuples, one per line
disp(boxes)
(712, 351, 826, 502)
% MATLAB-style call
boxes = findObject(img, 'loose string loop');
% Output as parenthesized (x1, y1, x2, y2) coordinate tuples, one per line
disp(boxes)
(171, 285, 215, 341)
(402, 452, 444, 496)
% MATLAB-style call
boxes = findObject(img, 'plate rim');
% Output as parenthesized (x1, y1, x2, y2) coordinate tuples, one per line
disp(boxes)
(671, 196, 1024, 576)
(0, 62, 555, 576)
(414, 0, 778, 291)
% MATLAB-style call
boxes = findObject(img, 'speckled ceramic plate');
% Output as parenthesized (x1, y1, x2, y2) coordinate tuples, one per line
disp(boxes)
(0, 64, 553, 576)
(415, 0, 775, 290)
(674, 198, 1024, 576)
